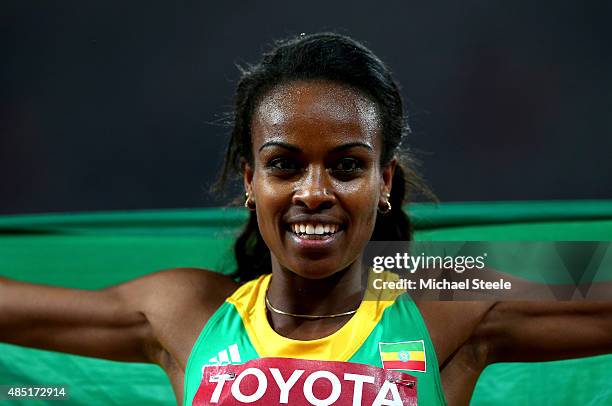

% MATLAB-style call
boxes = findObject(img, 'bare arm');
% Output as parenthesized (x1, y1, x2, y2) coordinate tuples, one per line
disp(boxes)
(479, 301, 612, 364)
(0, 268, 238, 371)
(419, 296, 612, 405)
(0, 275, 159, 363)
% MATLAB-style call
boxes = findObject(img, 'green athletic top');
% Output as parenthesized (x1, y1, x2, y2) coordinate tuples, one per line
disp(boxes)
(184, 273, 447, 405)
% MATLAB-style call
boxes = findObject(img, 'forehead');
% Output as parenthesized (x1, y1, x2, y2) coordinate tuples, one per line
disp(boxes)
(251, 80, 381, 152)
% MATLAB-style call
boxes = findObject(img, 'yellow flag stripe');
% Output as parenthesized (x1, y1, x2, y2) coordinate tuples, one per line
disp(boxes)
(380, 351, 425, 362)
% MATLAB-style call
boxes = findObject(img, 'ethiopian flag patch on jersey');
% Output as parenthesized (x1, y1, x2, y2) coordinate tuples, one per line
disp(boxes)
(379, 340, 426, 372)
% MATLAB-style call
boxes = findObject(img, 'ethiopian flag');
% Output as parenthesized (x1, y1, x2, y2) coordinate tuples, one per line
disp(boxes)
(379, 340, 426, 372)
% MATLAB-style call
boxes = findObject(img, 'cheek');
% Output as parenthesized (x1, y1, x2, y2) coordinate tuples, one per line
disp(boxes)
(256, 175, 293, 209)
(334, 177, 380, 225)
(253, 176, 289, 233)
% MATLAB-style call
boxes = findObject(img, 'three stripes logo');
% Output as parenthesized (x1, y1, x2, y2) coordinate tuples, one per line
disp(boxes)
(206, 344, 241, 366)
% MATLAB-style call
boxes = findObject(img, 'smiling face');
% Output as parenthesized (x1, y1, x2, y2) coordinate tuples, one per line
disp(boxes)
(244, 80, 395, 279)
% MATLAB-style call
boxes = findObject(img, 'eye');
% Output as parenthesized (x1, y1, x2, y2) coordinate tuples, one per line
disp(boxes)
(266, 157, 300, 172)
(333, 157, 363, 174)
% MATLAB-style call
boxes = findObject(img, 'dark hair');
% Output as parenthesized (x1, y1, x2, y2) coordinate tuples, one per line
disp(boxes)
(216, 32, 433, 283)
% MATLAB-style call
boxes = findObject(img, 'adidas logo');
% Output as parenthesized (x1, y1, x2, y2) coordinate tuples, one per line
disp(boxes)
(207, 344, 241, 366)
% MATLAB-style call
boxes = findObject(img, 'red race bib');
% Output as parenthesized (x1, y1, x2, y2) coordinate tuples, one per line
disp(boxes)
(193, 357, 417, 405)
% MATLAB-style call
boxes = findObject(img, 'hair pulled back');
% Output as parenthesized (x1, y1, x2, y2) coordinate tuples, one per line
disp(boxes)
(216, 32, 432, 283)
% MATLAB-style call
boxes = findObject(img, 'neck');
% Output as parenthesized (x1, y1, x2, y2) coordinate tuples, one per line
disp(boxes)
(267, 258, 366, 317)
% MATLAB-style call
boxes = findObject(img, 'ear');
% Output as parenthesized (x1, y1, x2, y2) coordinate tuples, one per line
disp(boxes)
(380, 158, 397, 201)
(241, 158, 254, 194)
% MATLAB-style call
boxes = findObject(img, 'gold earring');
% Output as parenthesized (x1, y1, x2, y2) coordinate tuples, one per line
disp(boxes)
(378, 199, 392, 214)
(244, 192, 256, 211)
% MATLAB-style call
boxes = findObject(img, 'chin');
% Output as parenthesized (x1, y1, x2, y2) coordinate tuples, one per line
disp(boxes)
(290, 268, 337, 280)
(285, 257, 353, 280)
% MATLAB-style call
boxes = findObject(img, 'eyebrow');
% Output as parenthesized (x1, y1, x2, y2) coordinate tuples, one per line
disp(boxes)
(258, 141, 373, 153)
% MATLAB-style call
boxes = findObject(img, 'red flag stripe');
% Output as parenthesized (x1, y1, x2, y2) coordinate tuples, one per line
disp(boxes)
(382, 360, 426, 371)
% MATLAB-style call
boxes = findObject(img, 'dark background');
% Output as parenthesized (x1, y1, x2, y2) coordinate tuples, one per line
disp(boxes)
(2, 1, 611, 215)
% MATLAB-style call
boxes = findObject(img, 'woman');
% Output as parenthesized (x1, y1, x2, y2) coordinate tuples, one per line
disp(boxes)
(1, 33, 611, 405)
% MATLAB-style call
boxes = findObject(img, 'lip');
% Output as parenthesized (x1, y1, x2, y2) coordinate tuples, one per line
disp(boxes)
(283, 213, 346, 251)
(287, 227, 343, 250)
(284, 214, 344, 227)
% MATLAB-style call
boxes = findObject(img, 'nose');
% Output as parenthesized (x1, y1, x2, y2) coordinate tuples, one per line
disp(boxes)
(292, 165, 336, 210)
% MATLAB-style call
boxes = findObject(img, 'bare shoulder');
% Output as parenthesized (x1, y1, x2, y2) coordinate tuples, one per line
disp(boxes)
(414, 301, 497, 405)
(112, 268, 239, 318)
(109, 268, 240, 369)
(414, 301, 495, 365)
(135, 268, 236, 298)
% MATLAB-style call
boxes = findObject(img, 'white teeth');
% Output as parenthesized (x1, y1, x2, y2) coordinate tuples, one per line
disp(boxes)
(291, 223, 340, 236)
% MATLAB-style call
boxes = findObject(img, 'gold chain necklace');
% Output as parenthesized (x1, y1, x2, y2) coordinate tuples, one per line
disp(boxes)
(265, 294, 358, 319)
